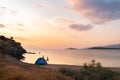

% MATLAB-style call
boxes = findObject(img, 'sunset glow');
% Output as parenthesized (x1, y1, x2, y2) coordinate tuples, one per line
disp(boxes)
(0, 0, 120, 50)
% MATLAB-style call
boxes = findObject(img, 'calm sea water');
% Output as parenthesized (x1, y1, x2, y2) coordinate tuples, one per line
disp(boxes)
(23, 50, 120, 67)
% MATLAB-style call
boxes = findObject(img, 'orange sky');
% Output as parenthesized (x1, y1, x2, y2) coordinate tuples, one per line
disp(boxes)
(0, 0, 120, 50)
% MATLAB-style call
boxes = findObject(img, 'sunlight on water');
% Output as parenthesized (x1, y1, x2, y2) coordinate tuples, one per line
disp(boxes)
(23, 50, 120, 67)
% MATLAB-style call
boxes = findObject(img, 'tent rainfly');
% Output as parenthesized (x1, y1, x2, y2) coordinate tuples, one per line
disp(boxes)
(35, 57, 47, 65)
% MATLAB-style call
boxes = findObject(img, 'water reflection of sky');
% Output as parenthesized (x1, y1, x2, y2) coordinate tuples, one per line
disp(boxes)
(23, 50, 120, 67)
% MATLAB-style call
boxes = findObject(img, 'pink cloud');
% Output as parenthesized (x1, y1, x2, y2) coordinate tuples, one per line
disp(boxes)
(0, 24, 6, 28)
(49, 18, 74, 26)
(10, 10, 18, 15)
(0, 6, 6, 10)
(50, 18, 93, 31)
(0, 6, 6, 16)
(36, 2, 56, 10)
(70, 24, 93, 31)
(67, 0, 120, 23)
(63, 6, 72, 10)
(0, 6, 18, 16)
(17, 23, 24, 26)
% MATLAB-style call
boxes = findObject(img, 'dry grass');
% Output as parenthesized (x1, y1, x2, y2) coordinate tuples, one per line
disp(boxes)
(0, 65, 73, 80)
(0, 54, 74, 80)
(0, 66, 32, 80)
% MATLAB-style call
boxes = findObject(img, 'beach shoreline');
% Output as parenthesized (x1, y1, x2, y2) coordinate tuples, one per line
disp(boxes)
(40, 64, 120, 72)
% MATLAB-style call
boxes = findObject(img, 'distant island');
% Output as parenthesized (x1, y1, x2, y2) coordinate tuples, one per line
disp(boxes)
(65, 48, 78, 50)
(65, 44, 120, 50)
(88, 44, 120, 50)
(87, 47, 120, 50)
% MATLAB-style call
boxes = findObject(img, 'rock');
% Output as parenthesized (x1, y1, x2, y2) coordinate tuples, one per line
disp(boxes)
(0, 36, 26, 60)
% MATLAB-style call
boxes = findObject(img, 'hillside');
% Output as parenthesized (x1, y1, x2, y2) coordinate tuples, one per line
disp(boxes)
(0, 36, 74, 80)
(0, 36, 26, 60)
(0, 53, 74, 80)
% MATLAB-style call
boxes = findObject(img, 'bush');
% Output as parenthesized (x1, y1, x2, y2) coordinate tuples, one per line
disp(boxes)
(59, 68, 76, 78)
(59, 60, 119, 80)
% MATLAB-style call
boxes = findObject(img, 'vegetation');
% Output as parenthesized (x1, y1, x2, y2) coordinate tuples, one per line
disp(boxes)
(59, 60, 120, 80)
(0, 65, 74, 80)
(0, 66, 34, 80)
(0, 36, 119, 80)
(0, 53, 73, 80)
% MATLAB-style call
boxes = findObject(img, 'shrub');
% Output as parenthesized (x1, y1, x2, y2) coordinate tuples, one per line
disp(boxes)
(59, 60, 119, 80)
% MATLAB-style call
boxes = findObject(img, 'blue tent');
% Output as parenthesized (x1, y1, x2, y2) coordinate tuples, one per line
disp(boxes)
(35, 57, 47, 65)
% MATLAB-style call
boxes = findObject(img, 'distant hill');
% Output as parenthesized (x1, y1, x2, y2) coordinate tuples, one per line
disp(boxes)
(65, 44, 120, 50)
(88, 44, 120, 50)
(65, 48, 78, 50)
(103, 44, 120, 48)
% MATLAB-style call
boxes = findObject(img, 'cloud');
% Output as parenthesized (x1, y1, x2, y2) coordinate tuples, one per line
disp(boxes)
(0, 0, 7, 1)
(36, 2, 56, 10)
(0, 24, 6, 28)
(4, 23, 25, 31)
(49, 18, 74, 26)
(17, 23, 24, 26)
(50, 18, 93, 31)
(63, 6, 72, 10)
(16, 28, 25, 31)
(37, 3, 45, 8)
(15, 37, 28, 41)
(0, 6, 6, 16)
(25, 45, 41, 51)
(10, 10, 18, 15)
(0, 6, 6, 10)
(70, 24, 93, 31)
(0, 6, 18, 16)
(16, 23, 25, 31)
(6, 23, 24, 26)
(67, 0, 120, 23)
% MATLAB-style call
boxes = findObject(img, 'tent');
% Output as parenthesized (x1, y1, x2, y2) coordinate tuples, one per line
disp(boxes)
(35, 57, 47, 65)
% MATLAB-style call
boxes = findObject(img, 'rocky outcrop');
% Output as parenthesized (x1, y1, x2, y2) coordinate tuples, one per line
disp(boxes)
(0, 36, 26, 60)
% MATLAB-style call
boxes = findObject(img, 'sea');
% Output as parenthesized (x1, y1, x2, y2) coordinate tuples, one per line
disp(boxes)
(22, 49, 120, 67)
